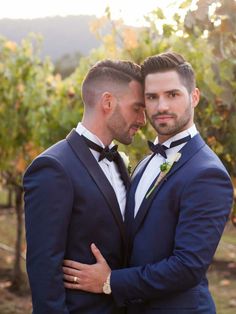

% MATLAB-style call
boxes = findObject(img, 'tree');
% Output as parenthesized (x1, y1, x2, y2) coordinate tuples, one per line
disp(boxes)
(0, 34, 84, 291)
(0, 34, 50, 291)
(183, 0, 236, 175)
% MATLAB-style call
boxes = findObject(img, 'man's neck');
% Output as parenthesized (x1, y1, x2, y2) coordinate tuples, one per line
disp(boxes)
(81, 120, 112, 146)
(157, 124, 197, 144)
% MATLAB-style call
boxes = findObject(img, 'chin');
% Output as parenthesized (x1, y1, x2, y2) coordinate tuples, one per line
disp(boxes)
(120, 137, 132, 145)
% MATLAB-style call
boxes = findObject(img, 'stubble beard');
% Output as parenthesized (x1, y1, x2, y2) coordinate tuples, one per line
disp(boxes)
(150, 104, 193, 138)
(107, 106, 132, 145)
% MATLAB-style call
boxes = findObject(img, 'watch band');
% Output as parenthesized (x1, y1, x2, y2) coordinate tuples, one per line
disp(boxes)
(102, 273, 111, 294)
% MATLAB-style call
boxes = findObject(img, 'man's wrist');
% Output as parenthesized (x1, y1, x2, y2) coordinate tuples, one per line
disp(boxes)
(102, 272, 111, 294)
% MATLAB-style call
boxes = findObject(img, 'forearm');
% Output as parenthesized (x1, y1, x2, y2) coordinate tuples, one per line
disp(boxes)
(110, 256, 201, 306)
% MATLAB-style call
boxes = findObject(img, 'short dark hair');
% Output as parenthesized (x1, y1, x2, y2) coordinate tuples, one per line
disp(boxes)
(82, 59, 142, 106)
(141, 52, 196, 93)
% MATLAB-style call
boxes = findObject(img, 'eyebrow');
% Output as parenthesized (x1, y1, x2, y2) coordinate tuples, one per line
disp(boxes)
(145, 89, 181, 96)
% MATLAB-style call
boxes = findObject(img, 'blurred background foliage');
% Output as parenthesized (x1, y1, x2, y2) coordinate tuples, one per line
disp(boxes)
(0, 0, 235, 291)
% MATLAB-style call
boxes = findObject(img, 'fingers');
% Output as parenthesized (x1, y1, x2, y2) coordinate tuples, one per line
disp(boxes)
(90, 243, 106, 264)
(64, 281, 90, 292)
(63, 269, 85, 291)
(64, 281, 83, 290)
(63, 273, 79, 282)
(63, 273, 95, 293)
(63, 265, 80, 281)
(63, 266, 80, 277)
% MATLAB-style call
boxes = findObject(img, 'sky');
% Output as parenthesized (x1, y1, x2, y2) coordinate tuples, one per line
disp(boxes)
(0, 0, 184, 26)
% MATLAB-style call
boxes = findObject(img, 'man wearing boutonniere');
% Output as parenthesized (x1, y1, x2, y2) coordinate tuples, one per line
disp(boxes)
(62, 52, 233, 314)
(23, 59, 145, 314)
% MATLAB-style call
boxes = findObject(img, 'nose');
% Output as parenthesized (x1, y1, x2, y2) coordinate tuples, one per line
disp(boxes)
(157, 97, 169, 112)
(137, 110, 146, 126)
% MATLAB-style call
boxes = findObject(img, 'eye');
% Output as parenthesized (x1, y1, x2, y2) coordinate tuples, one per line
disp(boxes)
(145, 94, 156, 100)
(168, 91, 178, 98)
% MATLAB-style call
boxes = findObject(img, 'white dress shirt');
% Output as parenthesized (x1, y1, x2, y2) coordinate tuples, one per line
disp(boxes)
(76, 122, 126, 219)
(134, 124, 198, 217)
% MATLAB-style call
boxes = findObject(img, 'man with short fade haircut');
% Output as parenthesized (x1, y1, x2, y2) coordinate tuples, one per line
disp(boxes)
(23, 59, 145, 314)
(62, 52, 233, 314)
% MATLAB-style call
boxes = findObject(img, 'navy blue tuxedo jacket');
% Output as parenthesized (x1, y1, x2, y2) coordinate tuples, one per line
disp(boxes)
(23, 129, 129, 314)
(111, 134, 233, 314)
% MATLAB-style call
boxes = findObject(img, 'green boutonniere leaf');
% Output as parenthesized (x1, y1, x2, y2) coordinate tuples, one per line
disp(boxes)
(145, 152, 182, 199)
(160, 162, 170, 172)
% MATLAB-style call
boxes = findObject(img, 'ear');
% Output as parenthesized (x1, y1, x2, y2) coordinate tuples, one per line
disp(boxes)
(101, 92, 114, 113)
(191, 88, 200, 108)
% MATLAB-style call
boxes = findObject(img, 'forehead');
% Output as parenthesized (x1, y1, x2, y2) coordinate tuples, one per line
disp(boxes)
(122, 80, 144, 100)
(145, 70, 185, 92)
(119, 80, 144, 107)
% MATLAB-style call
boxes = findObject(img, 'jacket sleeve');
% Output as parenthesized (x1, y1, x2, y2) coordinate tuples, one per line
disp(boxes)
(23, 155, 74, 314)
(111, 167, 233, 306)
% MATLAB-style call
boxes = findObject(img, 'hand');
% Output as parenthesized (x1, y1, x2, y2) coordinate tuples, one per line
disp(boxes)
(63, 243, 111, 293)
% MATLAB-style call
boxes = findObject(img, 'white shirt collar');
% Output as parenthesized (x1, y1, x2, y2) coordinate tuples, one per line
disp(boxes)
(75, 122, 114, 148)
(154, 124, 198, 148)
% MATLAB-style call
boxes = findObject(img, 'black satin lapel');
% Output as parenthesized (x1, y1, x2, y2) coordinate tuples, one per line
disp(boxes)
(116, 153, 130, 189)
(66, 129, 125, 241)
(133, 134, 206, 235)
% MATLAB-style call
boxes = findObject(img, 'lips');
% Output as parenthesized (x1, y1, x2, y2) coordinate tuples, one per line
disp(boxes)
(130, 126, 139, 135)
(155, 115, 174, 123)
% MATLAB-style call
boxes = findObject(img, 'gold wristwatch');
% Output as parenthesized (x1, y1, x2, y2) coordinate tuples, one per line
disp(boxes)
(103, 273, 111, 294)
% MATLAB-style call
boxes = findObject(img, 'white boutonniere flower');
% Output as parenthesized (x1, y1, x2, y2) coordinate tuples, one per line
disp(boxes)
(146, 152, 182, 199)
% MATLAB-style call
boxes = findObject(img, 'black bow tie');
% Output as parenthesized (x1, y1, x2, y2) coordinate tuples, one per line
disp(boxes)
(82, 136, 119, 162)
(148, 141, 167, 158)
(99, 145, 119, 162)
(148, 135, 191, 158)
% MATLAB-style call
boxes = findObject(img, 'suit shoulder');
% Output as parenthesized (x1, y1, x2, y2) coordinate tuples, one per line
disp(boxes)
(40, 138, 69, 158)
(197, 144, 230, 175)
(23, 139, 72, 177)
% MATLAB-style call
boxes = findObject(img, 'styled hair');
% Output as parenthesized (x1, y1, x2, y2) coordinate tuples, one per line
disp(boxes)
(82, 59, 142, 106)
(141, 52, 196, 93)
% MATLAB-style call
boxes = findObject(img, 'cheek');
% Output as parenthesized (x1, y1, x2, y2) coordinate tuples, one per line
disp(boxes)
(124, 109, 137, 124)
(128, 114, 137, 126)
(121, 111, 132, 128)
(169, 100, 184, 114)
(145, 103, 154, 117)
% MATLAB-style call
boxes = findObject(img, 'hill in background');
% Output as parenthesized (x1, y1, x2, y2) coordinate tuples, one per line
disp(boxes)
(0, 15, 102, 61)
